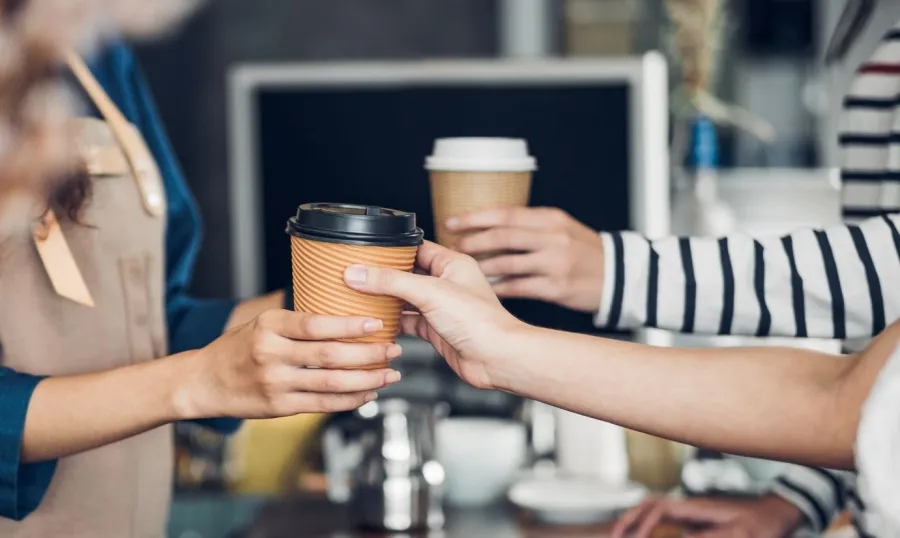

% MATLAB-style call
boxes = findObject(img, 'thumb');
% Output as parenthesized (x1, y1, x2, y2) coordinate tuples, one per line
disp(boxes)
(344, 265, 441, 312)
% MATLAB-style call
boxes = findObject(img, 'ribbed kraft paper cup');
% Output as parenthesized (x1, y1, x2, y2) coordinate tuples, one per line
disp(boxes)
(291, 237, 417, 344)
(430, 170, 532, 249)
(287, 203, 424, 368)
(426, 138, 536, 249)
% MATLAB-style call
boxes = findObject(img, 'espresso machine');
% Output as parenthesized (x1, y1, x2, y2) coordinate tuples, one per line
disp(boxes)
(322, 399, 448, 532)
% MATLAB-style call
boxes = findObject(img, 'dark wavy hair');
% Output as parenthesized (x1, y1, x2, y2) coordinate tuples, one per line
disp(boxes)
(1, 0, 93, 223)
(49, 165, 92, 223)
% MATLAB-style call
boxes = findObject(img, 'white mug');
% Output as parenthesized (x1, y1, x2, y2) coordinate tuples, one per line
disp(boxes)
(435, 418, 527, 506)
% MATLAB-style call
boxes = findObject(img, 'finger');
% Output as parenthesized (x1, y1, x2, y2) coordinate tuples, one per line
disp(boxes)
(644, 499, 735, 526)
(287, 367, 401, 393)
(280, 391, 378, 414)
(400, 312, 431, 342)
(491, 276, 556, 300)
(263, 310, 383, 341)
(683, 529, 734, 538)
(448, 207, 565, 232)
(612, 498, 663, 538)
(456, 228, 553, 256)
(414, 241, 470, 277)
(633, 501, 670, 538)
(345, 264, 446, 313)
(479, 253, 547, 278)
(290, 340, 402, 369)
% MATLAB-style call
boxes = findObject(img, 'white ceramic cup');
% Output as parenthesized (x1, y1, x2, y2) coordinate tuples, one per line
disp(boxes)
(435, 418, 527, 507)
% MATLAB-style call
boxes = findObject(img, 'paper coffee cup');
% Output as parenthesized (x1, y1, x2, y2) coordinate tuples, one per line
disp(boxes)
(426, 138, 536, 249)
(286, 203, 424, 357)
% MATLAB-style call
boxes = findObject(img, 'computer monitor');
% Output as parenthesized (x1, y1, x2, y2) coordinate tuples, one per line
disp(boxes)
(228, 55, 670, 342)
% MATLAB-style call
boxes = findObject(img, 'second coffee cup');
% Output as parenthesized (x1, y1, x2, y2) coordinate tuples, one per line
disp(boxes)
(286, 203, 424, 350)
(426, 138, 536, 249)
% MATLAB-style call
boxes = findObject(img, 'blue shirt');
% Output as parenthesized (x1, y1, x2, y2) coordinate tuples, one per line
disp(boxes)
(0, 41, 240, 521)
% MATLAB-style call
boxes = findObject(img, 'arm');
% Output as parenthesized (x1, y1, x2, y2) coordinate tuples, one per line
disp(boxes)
(1, 310, 400, 520)
(346, 242, 899, 471)
(449, 207, 900, 340)
(597, 213, 900, 339)
(492, 327, 875, 470)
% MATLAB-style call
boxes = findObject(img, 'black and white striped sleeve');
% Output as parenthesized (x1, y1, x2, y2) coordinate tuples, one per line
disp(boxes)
(769, 466, 851, 534)
(595, 213, 900, 340)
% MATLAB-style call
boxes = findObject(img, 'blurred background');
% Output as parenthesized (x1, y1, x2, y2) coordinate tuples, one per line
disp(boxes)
(126, 1, 899, 536)
(134, 0, 877, 300)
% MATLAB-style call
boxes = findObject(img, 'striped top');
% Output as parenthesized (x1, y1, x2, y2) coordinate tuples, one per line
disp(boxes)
(857, 343, 900, 538)
(596, 24, 900, 537)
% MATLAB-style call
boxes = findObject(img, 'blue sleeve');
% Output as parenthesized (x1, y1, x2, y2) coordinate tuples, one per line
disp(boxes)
(0, 369, 57, 520)
(90, 42, 241, 434)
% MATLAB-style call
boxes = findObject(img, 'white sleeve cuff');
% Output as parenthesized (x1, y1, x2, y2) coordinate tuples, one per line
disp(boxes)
(594, 232, 618, 328)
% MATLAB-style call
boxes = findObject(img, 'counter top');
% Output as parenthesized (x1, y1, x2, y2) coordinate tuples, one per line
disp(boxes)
(225, 494, 681, 538)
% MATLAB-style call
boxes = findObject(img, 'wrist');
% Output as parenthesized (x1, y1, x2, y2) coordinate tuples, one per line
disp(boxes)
(759, 493, 806, 534)
(167, 349, 212, 422)
(487, 322, 552, 393)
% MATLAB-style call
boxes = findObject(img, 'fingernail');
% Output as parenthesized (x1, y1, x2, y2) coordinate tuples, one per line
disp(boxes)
(363, 319, 383, 333)
(385, 370, 402, 384)
(386, 344, 403, 359)
(345, 265, 368, 285)
(365, 392, 379, 402)
(446, 216, 460, 229)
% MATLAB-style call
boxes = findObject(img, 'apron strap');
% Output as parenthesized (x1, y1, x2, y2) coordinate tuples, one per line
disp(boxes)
(64, 50, 166, 218)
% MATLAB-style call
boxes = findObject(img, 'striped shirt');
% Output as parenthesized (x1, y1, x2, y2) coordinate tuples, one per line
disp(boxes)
(596, 23, 900, 537)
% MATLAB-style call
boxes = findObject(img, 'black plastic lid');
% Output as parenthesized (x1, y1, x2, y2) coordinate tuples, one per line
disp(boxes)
(286, 203, 424, 247)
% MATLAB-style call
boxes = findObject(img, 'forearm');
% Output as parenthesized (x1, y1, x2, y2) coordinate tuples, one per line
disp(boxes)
(22, 352, 196, 463)
(494, 327, 855, 469)
(598, 214, 900, 339)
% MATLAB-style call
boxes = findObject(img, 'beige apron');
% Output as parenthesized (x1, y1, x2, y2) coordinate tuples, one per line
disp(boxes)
(0, 56, 172, 538)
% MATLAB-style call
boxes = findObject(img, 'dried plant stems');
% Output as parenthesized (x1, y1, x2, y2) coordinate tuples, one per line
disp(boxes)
(665, 0, 724, 103)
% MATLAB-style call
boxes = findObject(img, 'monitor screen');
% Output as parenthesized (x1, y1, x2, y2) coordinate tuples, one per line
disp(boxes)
(255, 83, 633, 335)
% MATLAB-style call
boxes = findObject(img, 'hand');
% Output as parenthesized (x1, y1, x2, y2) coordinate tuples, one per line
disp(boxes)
(612, 494, 804, 538)
(179, 310, 403, 419)
(447, 207, 604, 312)
(343, 241, 530, 390)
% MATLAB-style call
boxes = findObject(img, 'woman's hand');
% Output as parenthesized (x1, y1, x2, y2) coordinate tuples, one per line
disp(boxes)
(448, 207, 605, 312)
(343, 241, 530, 390)
(612, 495, 804, 538)
(178, 310, 403, 419)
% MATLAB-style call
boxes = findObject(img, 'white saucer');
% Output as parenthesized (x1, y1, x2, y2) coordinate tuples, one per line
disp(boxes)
(508, 476, 647, 526)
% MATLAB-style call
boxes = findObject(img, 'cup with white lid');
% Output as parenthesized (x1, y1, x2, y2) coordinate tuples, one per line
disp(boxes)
(426, 138, 536, 250)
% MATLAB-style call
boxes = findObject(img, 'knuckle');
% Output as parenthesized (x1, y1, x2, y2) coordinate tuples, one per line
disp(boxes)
(266, 396, 291, 417)
(320, 372, 343, 393)
(315, 345, 336, 368)
(256, 310, 278, 330)
(550, 207, 569, 224)
(252, 318, 270, 341)
(296, 314, 317, 336)
(259, 367, 282, 393)
(461, 254, 481, 270)
(316, 394, 347, 413)
(250, 333, 274, 364)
